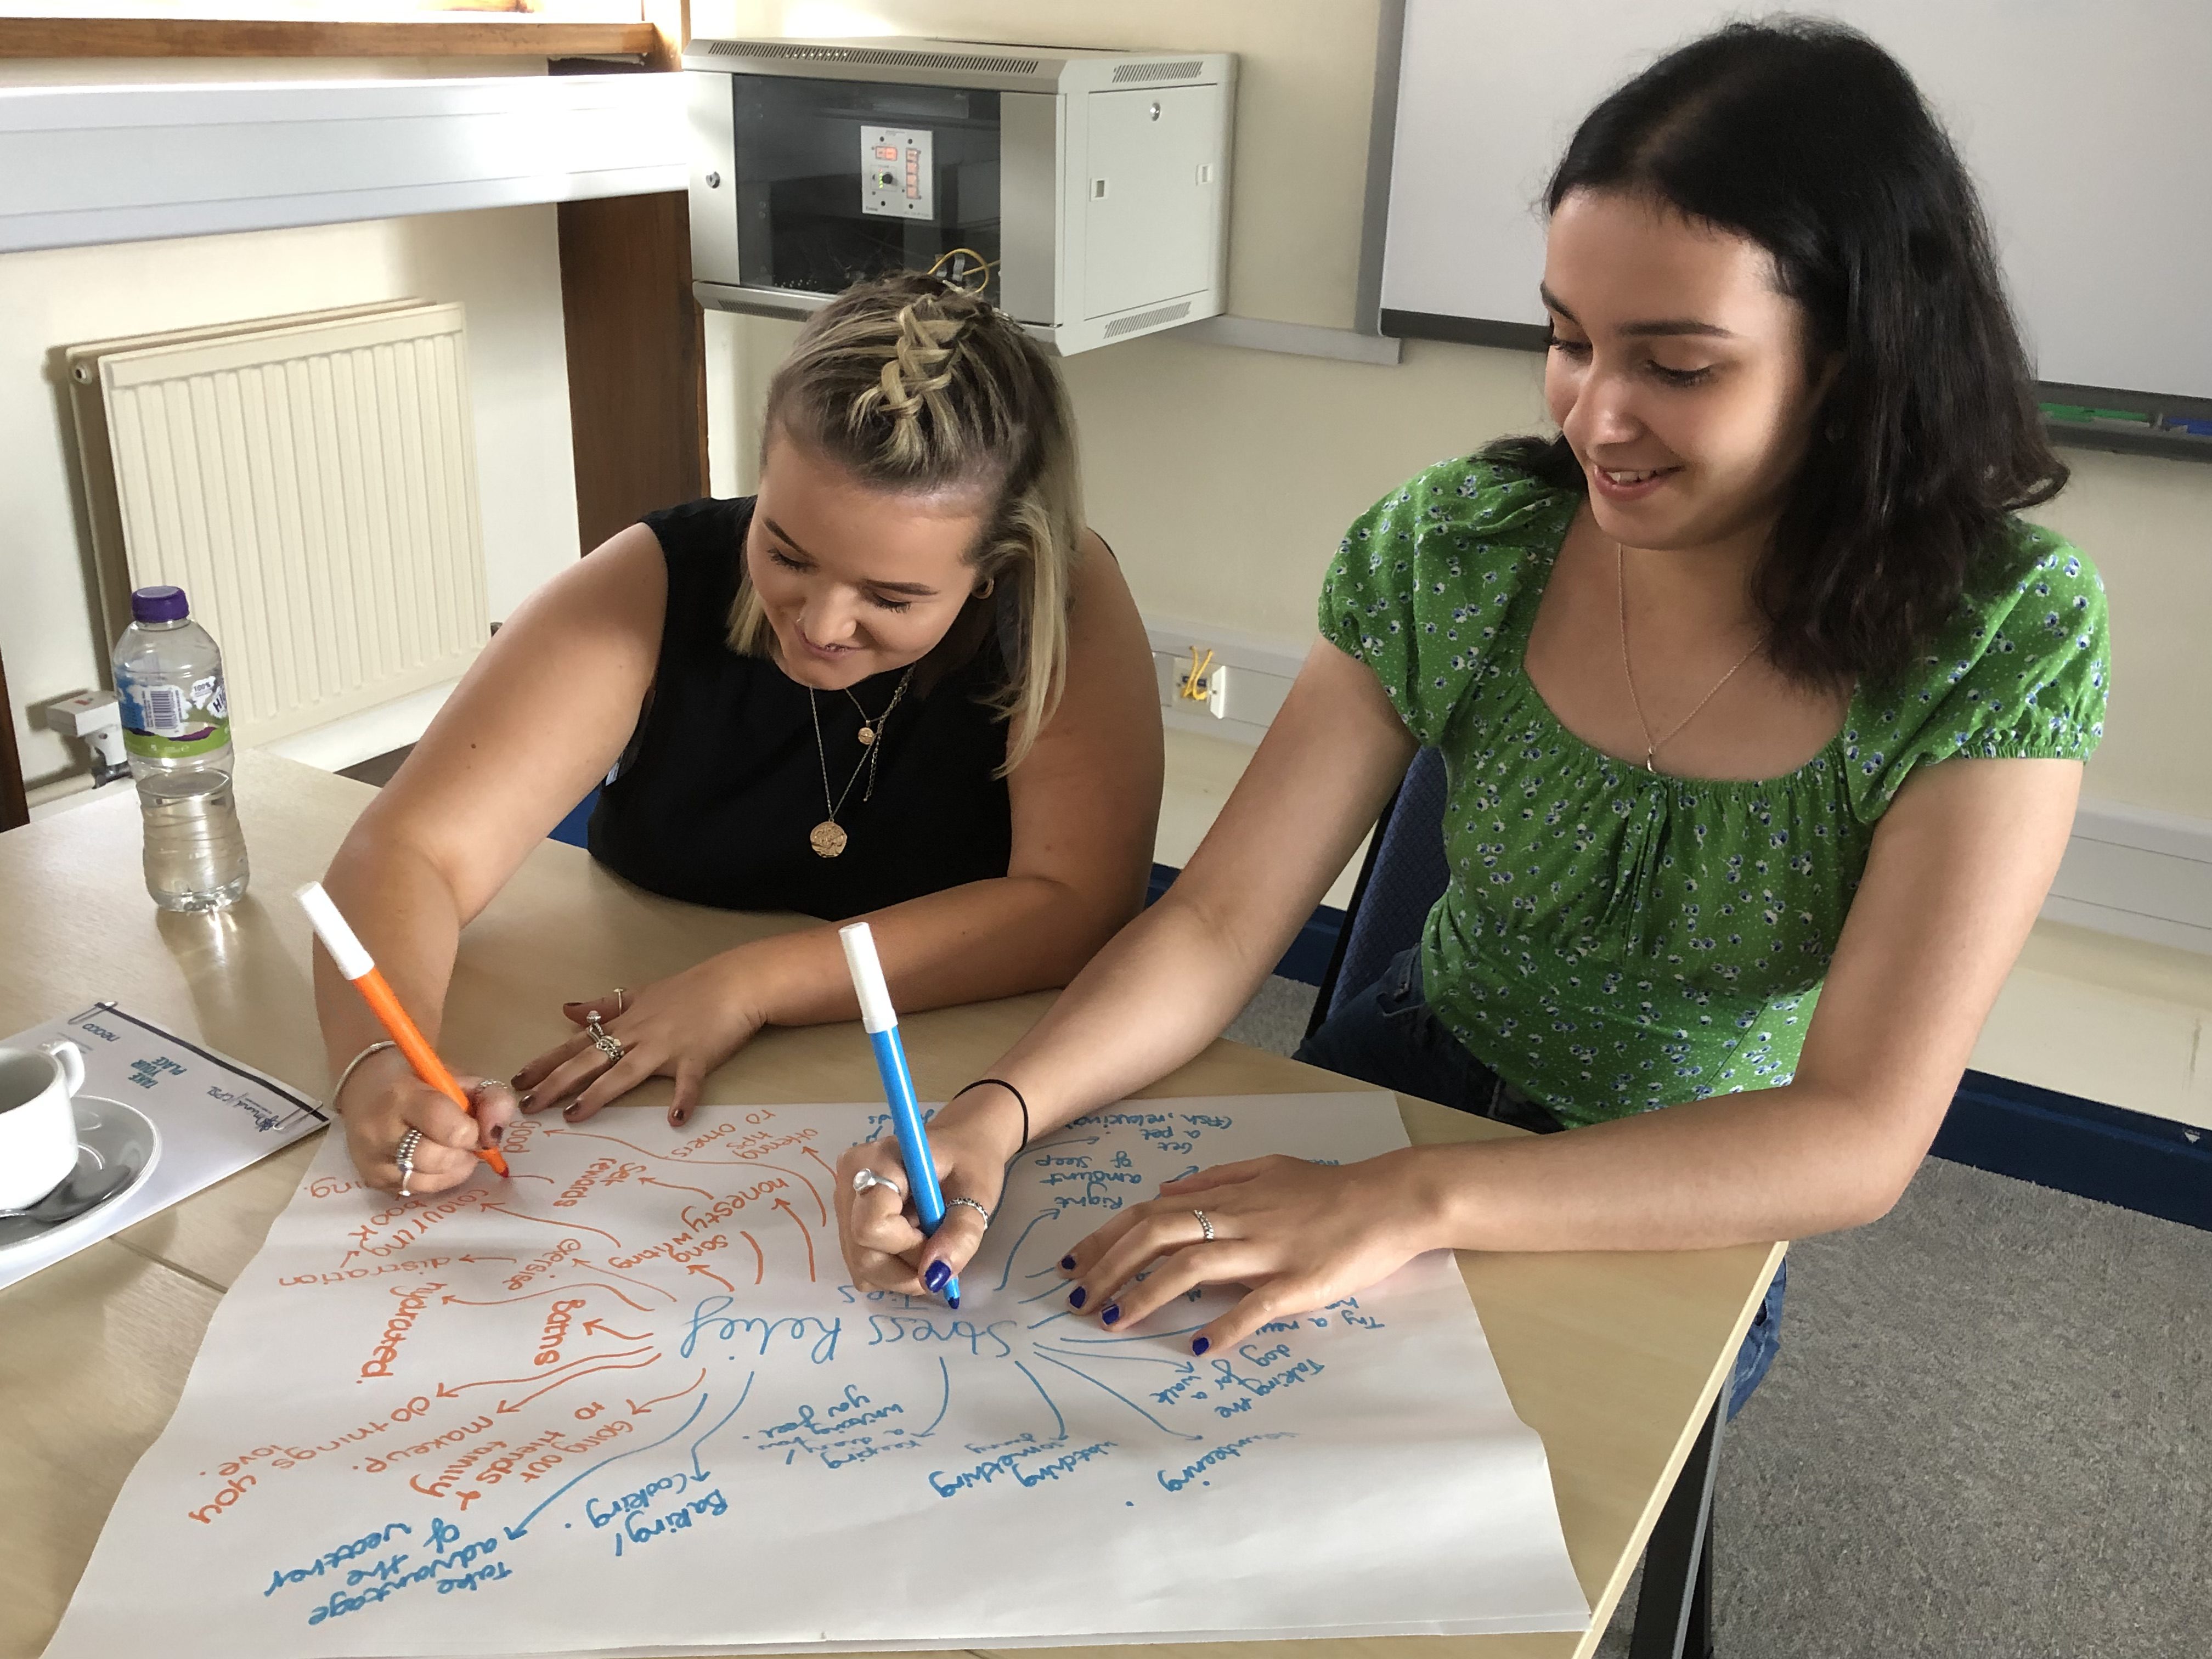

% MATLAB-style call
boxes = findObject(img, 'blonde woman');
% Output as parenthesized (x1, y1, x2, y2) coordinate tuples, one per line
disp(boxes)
(313, 273, 1162, 1197)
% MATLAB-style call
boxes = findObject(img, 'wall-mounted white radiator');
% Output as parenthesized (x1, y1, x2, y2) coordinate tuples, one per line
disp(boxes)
(65, 300, 488, 749)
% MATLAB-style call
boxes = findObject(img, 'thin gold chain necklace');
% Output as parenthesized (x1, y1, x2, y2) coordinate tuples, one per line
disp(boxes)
(844, 680, 901, 746)
(1615, 542, 1760, 774)
(807, 667, 913, 857)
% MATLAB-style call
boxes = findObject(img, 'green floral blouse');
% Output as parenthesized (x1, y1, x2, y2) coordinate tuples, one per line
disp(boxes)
(1319, 456, 2110, 1128)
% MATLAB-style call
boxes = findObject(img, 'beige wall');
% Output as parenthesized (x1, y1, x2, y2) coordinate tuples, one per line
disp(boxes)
(0, 59, 579, 788)
(702, 0, 2212, 822)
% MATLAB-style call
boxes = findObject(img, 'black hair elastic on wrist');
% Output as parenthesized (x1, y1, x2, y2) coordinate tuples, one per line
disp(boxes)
(951, 1077, 1029, 1153)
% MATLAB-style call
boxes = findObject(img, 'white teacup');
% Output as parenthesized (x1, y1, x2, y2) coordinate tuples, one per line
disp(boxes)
(0, 1041, 87, 1211)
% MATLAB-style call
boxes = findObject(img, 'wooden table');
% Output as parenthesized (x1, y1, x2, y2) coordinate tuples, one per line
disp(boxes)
(0, 752, 1780, 1659)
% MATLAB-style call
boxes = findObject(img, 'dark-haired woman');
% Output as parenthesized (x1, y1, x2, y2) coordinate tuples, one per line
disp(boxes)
(831, 21, 2109, 1396)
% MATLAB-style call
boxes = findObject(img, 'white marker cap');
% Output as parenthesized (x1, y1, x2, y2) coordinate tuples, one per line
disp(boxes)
(295, 881, 376, 981)
(838, 922, 898, 1035)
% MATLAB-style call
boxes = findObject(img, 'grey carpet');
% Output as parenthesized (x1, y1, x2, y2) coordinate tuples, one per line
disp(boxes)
(1229, 974, 2212, 1658)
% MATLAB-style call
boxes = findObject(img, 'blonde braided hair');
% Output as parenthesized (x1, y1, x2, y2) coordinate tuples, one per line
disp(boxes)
(856, 302, 966, 460)
(730, 273, 1083, 773)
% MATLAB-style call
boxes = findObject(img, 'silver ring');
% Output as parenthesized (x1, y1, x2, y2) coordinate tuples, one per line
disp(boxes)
(1192, 1209, 1214, 1242)
(586, 1017, 625, 1064)
(396, 1127, 423, 1199)
(945, 1195, 991, 1228)
(613, 987, 627, 1015)
(851, 1167, 905, 1199)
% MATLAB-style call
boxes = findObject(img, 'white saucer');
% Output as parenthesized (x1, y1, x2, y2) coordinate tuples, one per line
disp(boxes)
(0, 1094, 162, 1254)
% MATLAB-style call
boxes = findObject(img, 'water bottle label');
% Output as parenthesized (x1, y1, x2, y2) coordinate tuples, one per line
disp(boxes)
(118, 670, 232, 759)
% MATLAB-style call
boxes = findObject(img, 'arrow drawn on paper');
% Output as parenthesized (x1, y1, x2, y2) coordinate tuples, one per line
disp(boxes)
(496, 1352, 659, 1414)
(1030, 1348, 1204, 1441)
(684, 1370, 754, 1477)
(504, 1392, 710, 1539)
(1035, 1342, 1196, 1376)
(479, 1201, 621, 1249)
(575, 1258, 678, 1302)
(737, 1229, 763, 1284)
(917, 1356, 951, 1437)
(541, 1127, 695, 1164)
(583, 1317, 649, 1342)
(992, 1210, 1056, 1291)
(685, 1263, 735, 1293)
(1013, 1360, 1068, 1443)
(749, 1161, 826, 1225)
(772, 1196, 815, 1280)
(628, 1367, 707, 1417)
(442, 1283, 651, 1313)
(639, 1175, 713, 1200)
(438, 1346, 653, 1398)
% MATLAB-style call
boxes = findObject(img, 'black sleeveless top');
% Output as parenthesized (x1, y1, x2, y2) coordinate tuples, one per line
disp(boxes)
(586, 496, 1014, 920)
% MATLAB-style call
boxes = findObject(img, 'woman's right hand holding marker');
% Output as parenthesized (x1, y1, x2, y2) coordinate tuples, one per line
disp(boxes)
(833, 1082, 1028, 1297)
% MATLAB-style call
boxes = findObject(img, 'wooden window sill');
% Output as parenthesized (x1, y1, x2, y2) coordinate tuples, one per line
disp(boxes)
(0, 17, 657, 59)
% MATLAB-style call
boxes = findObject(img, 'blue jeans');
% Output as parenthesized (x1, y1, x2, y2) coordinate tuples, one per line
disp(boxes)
(1296, 947, 1785, 1418)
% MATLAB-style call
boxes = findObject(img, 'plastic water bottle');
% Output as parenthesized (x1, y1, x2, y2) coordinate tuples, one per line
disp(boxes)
(111, 585, 250, 912)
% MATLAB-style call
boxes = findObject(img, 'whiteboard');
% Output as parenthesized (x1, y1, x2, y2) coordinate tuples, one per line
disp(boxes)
(1378, 1, 2212, 402)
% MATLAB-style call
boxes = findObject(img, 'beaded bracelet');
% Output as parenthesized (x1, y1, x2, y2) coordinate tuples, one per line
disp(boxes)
(949, 1077, 1029, 1154)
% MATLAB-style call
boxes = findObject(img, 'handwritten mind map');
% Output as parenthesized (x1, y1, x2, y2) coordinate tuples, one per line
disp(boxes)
(46, 1092, 1587, 1656)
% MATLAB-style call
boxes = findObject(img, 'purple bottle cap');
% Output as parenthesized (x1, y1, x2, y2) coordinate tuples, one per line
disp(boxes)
(130, 585, 189, 623)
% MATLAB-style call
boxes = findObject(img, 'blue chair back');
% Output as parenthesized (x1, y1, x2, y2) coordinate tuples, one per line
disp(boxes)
(550, 786, 600, 850)
(1307, 746, 1450, 1034)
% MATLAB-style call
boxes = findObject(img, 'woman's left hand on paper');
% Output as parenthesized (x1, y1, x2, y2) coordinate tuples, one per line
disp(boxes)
(1058, 1150, 1443, 1352)
(509, 958, 768, 1127)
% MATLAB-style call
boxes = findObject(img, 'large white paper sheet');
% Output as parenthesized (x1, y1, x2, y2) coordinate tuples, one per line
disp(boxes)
(46, 1091, 1587, 1656)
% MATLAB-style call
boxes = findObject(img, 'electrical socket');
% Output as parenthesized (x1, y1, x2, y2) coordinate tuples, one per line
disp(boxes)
(40, 690, 131, 784)
(1175, 656, 1229, 718)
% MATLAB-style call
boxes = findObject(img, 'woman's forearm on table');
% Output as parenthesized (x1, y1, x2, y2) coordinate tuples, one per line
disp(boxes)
(734, 868, 1145, 1031)
(929, 887, 1290, 1143)
(313, 835, 466, 1080)
(1406, 1079, 1929, 1254)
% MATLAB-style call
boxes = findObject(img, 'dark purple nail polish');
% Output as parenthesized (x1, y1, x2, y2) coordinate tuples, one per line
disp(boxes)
(924, 1261, 951, 1293)
(1191, 1336, 1210, 1356)
(1060, 1254, 1077, 1271)
(1101, 1303, 1120, 1326)
(518, 1093, 535, 1111)
(510, 1071, 527, 1087)
(1068, 1286, 1086, 1310)
(563, 1103, 582, 1120)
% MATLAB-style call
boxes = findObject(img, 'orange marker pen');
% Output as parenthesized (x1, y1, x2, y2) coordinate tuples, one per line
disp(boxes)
(296, 880, 510, 1178)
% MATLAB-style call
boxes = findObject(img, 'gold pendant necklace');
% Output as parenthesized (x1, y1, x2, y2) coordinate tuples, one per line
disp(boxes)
(807, 667, 915, 857)
(845, 676, 905, 747)
(1616, 543, 1761, 773)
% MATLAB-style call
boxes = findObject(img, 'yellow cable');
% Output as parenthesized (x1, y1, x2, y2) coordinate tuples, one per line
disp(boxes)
(1180, 646, 1215, 701)
(927, 247, 997, 293)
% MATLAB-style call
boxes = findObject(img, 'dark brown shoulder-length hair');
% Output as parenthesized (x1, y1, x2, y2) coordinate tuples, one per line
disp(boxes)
(1491, 17, 2068, 686)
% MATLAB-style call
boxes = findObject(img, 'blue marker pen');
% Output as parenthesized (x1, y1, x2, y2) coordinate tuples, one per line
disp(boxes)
(838, 922, 960, 1307)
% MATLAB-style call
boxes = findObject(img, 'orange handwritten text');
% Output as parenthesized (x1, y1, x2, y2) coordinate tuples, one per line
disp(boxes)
(535, 1298, 586, 1367)
(359, 1282, 446, 1381)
